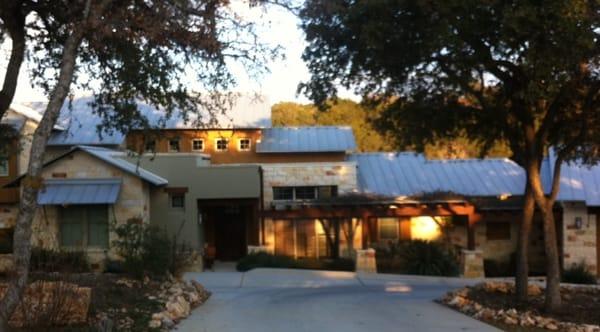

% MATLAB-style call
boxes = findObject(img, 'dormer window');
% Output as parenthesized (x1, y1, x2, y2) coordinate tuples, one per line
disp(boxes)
(168, 139, 180, 152)
(0, 157, 8, 177)
(192, 139, 204, 151)
(215, 138, 229, 152)
(238, 138, 251, 151)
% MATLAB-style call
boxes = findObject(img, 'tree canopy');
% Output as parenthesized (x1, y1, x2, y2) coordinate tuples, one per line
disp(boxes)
(299, 0, 600, 310)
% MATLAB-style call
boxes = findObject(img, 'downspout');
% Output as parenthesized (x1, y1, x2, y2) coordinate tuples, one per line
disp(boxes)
(259, 165, 265, 246)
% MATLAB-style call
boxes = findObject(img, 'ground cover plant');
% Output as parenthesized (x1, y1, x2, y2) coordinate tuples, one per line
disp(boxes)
(375, 240, 459, 277)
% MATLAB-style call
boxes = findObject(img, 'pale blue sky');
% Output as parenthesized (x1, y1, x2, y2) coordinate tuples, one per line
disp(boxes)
(0, 2, 358, 107)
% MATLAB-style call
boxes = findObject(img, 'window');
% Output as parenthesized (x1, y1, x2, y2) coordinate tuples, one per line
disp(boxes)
(192, 139, 204, 151)
(60, 205, 108, 248)
(168, 139, 180, 152)
(215, 138, 229, 151)
(145, 140, 156, 153)
(170, 194, 185, 208)
(272, 186, 338, 201)
(238, 138, 251, 151)
(273, 187, 294, 200)
(0, 157, 7, 177)
(0, 228, 13, 254)
(378, 218, 399, 240)
(486, 222, 511, 240)
(295, 186, 317, 200)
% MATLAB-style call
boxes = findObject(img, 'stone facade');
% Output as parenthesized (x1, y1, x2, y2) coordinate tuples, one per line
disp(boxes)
(460, 249, 484, 278)
(562, 202, 597, 274)
(261, 162, 358, 254)
(29, 151, 152, 266)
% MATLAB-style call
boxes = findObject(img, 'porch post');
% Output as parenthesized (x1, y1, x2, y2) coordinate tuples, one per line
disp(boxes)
(467, 212, 481, 250)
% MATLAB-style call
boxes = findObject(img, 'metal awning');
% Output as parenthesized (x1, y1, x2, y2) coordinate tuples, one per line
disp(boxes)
(37, 178, 122, 205)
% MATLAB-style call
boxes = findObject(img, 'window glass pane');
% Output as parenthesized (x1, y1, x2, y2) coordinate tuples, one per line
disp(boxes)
(192, 139, 204, 151)
(171, 194, 185, 208)
(317, 186, 337, 199)
(295, 186, 317, 200)
(273, 187, 293, 200)
(169, 139, 180, 152)
(0, 228, 13, 254)
(486, 222, 511, 240)
(379, 218, 398, 240)
(216, 139, 228, 151)
(60, 206, 85, 247)
(87, 206, 108, 248)
(239, 139, 251, 151)
(0, 157, 8, 176)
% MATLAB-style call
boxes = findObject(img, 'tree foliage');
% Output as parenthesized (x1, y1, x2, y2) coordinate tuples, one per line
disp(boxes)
(299, 0, 600, 311)
(272, 99, 510, 157)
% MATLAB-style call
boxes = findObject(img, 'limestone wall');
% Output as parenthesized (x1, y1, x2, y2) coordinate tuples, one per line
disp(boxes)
(31, 150, 152, 265)
(261, 161, 358, 208)
(562, 202, 597, 274)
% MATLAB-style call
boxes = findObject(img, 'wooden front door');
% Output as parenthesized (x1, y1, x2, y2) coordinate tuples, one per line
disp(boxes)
(213, 205, 247, 261)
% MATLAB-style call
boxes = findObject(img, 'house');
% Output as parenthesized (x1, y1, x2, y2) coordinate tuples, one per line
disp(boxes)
(0, 99, 599, 276)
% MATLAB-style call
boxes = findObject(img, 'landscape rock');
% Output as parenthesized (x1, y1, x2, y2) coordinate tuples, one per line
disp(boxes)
(148, 278, 211, 330)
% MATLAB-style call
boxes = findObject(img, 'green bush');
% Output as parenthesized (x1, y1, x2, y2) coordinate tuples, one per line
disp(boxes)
(375, 240, 459, 276)
(562, 262, 597, 285)
(236, 252, 354, 272)
(112, 222, 172, 279)
(29, 248, 90, 273)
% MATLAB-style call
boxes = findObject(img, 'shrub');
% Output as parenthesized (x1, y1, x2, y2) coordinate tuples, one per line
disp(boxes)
(112, 222, 172, 279)
(562, 262, 597, 285)
(29, 248, 90, 273)
(236, 252, 355, 272)
(374, 240, 459, 276)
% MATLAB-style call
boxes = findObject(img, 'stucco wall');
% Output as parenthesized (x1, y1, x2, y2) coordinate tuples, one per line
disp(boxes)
(31, 151, 151, 265)
(562, 202, 597, 274)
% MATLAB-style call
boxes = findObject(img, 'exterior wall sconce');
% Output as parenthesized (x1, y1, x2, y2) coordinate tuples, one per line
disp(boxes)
(575, 216, 583, 229)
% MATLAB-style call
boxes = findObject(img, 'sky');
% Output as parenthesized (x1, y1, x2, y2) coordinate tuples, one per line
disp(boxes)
(0, 1, 358, 108)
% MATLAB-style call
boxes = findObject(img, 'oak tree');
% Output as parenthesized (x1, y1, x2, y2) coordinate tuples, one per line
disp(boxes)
(300, 0, 600, 311)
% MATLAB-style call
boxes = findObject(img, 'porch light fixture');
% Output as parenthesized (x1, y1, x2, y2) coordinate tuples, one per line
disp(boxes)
(498, 193, 511, 201)
(388, 204, 398, 209)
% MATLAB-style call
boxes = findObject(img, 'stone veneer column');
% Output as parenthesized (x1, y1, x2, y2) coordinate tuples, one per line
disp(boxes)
(460, 249, 484, 278)
(355, 248, 377, 273)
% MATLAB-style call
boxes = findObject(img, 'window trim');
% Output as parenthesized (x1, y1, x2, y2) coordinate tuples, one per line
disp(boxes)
(272, 186, 338, 201)
(170, 193, 185, 209)
(215, 138, 229, 152)
(378, 218, 399, 240)
(0, 157, 8, 177)
(237, 138, 251, 152)
(168, 139, 181, 152)
(191, 138, 205, 152)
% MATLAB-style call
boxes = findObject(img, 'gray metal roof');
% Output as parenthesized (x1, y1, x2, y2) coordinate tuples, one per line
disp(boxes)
(38, 178, 121, 205)
(77, 146, 168, 186)
(541, 150, 600, 206)
(350, 152, 525, 198)
(256, 127, 357, 153)
(22, 95, 271, 146)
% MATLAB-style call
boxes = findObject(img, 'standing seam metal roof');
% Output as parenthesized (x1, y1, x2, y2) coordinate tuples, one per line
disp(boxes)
(38, 178, 122, 205)
(256, 127, 357, 153)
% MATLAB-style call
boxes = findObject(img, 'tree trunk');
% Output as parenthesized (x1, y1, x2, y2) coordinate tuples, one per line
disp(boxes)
(515, 182, 535, 302)
(0, 6, 26, 118)
(0, 31, 83, 331)
(527, 159, 562, 312)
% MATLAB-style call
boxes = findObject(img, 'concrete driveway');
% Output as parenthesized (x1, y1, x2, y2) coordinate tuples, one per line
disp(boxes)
(179, 269, 500, 332)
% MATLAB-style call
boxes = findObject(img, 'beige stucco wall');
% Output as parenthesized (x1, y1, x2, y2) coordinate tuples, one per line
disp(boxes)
(562, 202, 597, 274)
(29, 150, 152, 266)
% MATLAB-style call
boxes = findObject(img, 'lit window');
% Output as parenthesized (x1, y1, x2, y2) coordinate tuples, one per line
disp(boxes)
(215, 138, 228, 151)
(273, 187, 294, 200)
(168, 139, 180, 152)
(171, 194, 185, 208)
(192, 139, 204, 151)
(238, 138, 251, 151)
(378, 218, 399, 240)
(0, 157, 8, 177)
